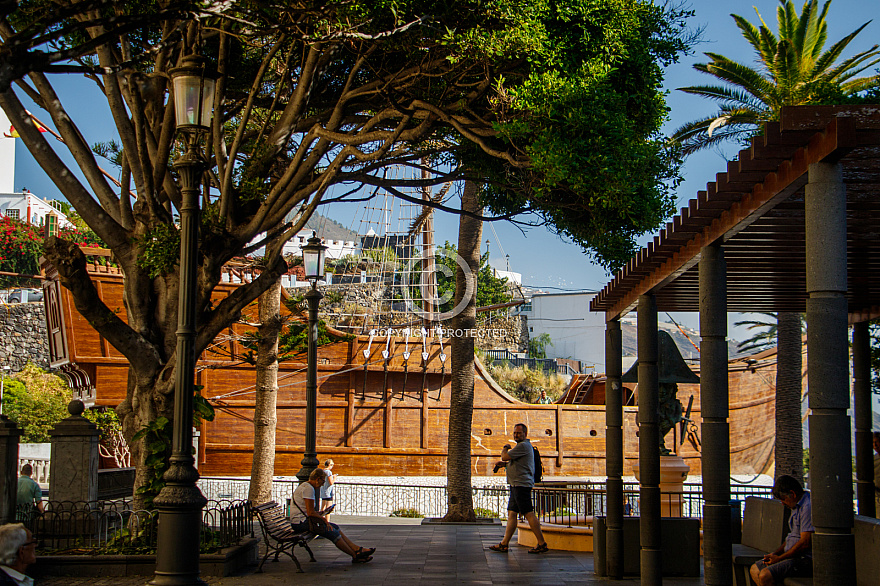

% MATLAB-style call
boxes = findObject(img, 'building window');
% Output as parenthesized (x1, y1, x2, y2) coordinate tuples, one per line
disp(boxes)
(45, 214, 58, 237)
(6, 209, 19, 220)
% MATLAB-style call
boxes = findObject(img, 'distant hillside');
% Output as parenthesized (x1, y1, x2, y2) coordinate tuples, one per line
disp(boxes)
(298, 213, 358, 242)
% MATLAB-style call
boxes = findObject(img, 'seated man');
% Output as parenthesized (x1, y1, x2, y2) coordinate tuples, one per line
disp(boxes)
(0, 523, 37, 586)
(290, 468, 376, 563)
(750, 475, 813, 586)
(16, 465, 43, 521)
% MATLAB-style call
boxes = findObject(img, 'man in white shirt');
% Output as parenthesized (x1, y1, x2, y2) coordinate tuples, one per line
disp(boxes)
(0, 523, 36, 586)
(290, 468, 376, 563)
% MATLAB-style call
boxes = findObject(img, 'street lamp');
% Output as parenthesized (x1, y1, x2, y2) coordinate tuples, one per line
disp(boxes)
(295, 232, 326, 483)
(152, 54, 215, 586)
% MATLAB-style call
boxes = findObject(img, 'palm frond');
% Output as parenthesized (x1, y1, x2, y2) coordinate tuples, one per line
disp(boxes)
(677, 84, 766, 109)
(810, 22, 874, 77)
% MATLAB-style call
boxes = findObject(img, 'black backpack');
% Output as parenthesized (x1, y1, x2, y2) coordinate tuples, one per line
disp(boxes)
(533, 446, 543, 484)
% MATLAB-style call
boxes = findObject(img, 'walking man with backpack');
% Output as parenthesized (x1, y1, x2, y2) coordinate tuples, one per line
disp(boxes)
(489, 422, 548, 554)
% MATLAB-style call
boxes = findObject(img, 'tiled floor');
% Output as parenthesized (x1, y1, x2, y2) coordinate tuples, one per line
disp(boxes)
(36, 518, 705, 585)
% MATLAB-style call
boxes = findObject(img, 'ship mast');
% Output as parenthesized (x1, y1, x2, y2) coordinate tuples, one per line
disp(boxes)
(420, 164, 437, 326)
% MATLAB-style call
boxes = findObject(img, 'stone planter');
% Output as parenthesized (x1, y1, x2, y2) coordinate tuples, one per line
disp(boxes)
(33, 538, 259, 578)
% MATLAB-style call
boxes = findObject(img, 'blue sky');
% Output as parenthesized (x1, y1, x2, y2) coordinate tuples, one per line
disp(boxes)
(7, 0, 876, 339)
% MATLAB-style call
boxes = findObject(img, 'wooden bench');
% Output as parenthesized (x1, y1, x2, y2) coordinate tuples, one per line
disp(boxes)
(731, 496, 790, 586)
(782, 515, 880, 586)
(252, 500, 316, 573)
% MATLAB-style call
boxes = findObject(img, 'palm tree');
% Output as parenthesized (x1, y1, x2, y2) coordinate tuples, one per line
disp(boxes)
(734, 312, 807, 481)
(671, 0, 880, 155)
(677, 0, 876, 482)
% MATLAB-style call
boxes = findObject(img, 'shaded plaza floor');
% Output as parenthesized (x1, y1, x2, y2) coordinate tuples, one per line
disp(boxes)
(37, 516, 704, 585)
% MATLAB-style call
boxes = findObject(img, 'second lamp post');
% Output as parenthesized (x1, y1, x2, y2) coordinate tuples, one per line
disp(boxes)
(295, 232, 327, 483)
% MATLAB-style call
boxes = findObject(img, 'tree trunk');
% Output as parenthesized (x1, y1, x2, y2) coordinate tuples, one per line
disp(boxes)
(442, 180, 481, 522)
(248, 279, 282, 505)
(775, 312, 804, 482)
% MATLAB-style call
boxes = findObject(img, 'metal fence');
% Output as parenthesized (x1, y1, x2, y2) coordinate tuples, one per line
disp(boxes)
(198, 477, 774, 521)
(530, 481, 775, 526)
(16, 498, 252, 554)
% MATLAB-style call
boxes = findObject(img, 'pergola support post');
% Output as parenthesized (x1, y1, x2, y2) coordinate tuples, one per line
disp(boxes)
(853, 321, 874, 517)
(637, 294, 661, 586)
(805, 161, 855, 585)
(605, 317, 624, 578)
(699, 242, 732, 585)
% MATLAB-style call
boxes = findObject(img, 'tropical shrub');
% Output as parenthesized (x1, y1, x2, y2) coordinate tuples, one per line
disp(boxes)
(0, 363, 72, 442)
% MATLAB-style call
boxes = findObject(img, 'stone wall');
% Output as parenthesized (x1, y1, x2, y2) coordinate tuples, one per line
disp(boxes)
(474, 314, 528, 354)
(289, 282, 529, 354)
(0, 302, 49, 372)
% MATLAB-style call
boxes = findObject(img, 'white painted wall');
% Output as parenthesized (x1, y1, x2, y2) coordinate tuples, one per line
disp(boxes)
(0, 109, 16, 193)
(0, 192, 73, 228)
(523, 292, 606, 371)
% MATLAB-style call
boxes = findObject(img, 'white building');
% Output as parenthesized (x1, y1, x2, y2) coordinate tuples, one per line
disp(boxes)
(0, 190, 73, 231)
(517, 291, 606, 372)
(0, 109, 73, 232)
(282, 230, 357, 260)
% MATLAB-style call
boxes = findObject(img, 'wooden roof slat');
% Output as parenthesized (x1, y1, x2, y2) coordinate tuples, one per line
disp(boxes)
(592, 107, 876, 317)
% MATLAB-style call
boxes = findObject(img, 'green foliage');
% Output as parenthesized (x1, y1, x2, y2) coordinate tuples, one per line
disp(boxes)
(134, 223, 180, 278)
(324, 289, 344, 304)
(528, 333, 552, 359)
(0, 216, 43, 287)
(672, 0, 880, 155)
(132, 416, 171, 508)
(733, 312, 806, 353)
(474, 507, 501, 519)
(390, 507, 423, 518)
(411, 242, 512, 314)
(489, 363, 566, 404)
(0, 364, 72, 442)
(466, 0, 692, 269)
(132, 388, 215, 509)
(361, 247, 398, 265)
(83, 407, 123, 442)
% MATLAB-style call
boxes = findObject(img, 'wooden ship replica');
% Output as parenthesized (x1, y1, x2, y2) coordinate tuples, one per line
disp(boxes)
(40, 174, 780, 477)
(41, 258, 779, 478)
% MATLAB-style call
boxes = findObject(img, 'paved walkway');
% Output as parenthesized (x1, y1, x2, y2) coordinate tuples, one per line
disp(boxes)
(37, 516, 705, 585)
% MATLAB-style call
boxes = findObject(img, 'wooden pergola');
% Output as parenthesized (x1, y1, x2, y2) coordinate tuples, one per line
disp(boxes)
(590, 105, 879, 585)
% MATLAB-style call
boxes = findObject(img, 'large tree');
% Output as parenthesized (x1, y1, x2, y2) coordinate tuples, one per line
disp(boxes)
(0, 0, 689, 506)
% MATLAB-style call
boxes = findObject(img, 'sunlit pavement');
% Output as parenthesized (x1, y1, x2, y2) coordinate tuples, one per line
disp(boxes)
(36, 516, 705, 585)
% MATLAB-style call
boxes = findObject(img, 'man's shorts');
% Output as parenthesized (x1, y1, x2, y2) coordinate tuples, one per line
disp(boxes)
(293, 519, 342, 543)
(754, 555, 812, 582)
(507, 486, 534, 515)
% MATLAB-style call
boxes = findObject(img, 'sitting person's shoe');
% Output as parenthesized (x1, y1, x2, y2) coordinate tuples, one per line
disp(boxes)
(528, 542, 549, 554)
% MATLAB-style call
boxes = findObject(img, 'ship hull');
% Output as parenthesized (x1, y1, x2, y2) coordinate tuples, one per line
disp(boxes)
(43, 268, 777, 478)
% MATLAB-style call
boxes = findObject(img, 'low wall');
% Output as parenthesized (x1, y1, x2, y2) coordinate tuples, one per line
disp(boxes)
(0, 302, 49, 371)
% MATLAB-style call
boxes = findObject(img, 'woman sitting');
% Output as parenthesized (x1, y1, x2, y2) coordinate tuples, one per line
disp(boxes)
(290, 468, 375, 563)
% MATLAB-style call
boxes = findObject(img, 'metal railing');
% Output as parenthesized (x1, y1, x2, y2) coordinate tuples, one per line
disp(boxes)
(16, 498, 253, 554)
(530, 481, 774, 526)
(198, 476, 774, 521)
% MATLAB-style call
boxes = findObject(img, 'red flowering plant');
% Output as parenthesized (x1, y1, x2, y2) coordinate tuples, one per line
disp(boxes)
(57, 224, 115, 267)
(0, 216, 43, 288)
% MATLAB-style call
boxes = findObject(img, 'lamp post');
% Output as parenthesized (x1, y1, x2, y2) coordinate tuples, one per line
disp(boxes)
(152, 54, 216, 586)
(295, 232, 326, 483)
